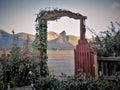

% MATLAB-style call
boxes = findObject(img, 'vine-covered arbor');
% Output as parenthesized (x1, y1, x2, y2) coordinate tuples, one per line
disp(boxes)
(35, 8, 95, 77)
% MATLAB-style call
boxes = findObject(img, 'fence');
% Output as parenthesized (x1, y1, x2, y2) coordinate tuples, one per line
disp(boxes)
(97, 57, 120, 80)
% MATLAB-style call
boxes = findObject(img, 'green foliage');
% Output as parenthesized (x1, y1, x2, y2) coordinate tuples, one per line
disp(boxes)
(34, 12, 49, 76)
(35, 75, 60, 90)
(0, 34, 38, 89)
(36, 8, 68, 21)
(91, 21, 120, 57)
(34, 74, 120, 90)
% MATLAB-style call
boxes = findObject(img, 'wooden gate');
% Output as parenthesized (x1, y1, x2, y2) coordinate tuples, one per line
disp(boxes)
(74, 17, 95, 77)
(74, 39, 95, 77)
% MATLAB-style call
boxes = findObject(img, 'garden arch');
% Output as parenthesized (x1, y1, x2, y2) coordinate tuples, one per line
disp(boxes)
(35, 9, 95, 77)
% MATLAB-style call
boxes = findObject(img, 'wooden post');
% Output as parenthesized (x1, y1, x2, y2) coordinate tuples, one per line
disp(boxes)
(94, 54, 98, 79)
(105, 62, 108, 76)
(101, 62, 104, 76)
(80, 17, 86, 40)
(74, 16, 95, 77)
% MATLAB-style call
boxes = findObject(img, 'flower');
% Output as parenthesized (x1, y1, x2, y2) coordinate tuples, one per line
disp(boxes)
(23, 36, 30, 45)
(35, 39, 40, 45)
(20, 58, 24, 62)
(26, 53, 33, 58)
(37, 41, 41, 45)
(19, 50, 25, 55)
(23, 40, 27, 45)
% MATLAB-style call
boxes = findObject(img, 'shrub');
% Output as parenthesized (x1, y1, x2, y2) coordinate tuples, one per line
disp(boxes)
(34, 74, 117, 90)
(35, 75, 60, 90)
(90, 21, 120, 57)
(0, 34, 39, 89)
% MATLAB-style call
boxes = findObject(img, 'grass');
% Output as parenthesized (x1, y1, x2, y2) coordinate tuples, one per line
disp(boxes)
(47, 50, 74, 60)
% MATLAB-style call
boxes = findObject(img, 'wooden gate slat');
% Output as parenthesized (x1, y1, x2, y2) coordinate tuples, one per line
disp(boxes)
(74, 39, 95, 77)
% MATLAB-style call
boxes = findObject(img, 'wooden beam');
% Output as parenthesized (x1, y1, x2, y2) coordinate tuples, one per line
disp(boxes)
(39, 11, 87, 20)
(94, 54, 98, 79)
(98, 57, 120, 62)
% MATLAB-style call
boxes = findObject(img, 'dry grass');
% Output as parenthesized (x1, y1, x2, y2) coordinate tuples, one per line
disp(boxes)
(47, 50, 74, 60)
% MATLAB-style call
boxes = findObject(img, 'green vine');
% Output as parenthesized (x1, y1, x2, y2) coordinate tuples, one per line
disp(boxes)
(36, 8, 66, 20)
(35, 19, 49, 76)
(34, 8, 68, 76)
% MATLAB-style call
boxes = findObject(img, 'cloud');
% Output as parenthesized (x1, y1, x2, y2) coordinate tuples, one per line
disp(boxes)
(112, 1, 120, 8)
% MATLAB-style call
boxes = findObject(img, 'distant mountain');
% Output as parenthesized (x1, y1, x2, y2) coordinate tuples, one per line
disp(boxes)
(67, 35, 79, 46)
(17, 32, 35, 41)
(0, 29, 13, 49)
(0, 29, 79, 50)
(47, 31, 59, 40)
(0, 29, 33, 50)
(47, 31, 75, 50)
(47, 31, 79, 46)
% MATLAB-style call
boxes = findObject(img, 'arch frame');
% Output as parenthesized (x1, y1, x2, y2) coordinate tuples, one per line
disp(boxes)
(34, 8, 87, 76)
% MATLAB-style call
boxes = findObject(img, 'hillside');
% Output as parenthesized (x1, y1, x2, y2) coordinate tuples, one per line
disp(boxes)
(0, 30, 33, 49)
(47, 31, 79, 46)
(17, 32, 35, 41)
(0, 29, 13, 49)
(47, 31, 75, 50)
(47, 31, 59, 40)
(67, 35, 79, 46)
(0, 30, 79, 50)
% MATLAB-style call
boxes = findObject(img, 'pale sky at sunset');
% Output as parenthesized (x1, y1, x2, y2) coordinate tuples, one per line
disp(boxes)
(0, 0, 120, 38)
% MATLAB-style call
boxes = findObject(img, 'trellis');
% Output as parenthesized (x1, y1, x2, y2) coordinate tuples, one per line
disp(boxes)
(35, 8, 95, 77)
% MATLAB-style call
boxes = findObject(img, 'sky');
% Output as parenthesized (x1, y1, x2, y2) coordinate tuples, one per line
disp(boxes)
(0, 0, 120, 38)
